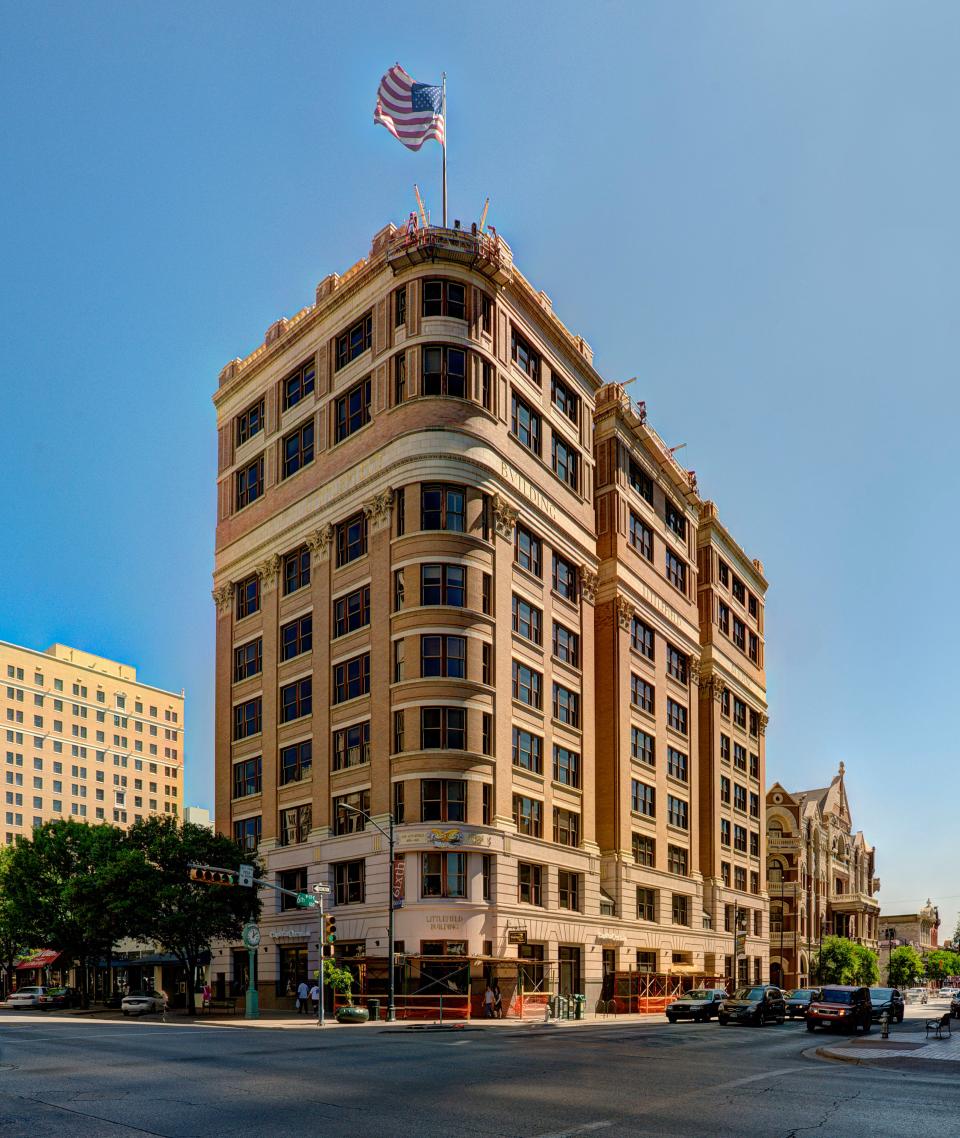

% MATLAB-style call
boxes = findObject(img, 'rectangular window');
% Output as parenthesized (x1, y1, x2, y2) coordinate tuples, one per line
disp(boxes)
(633, 833, 655, 867)
(672, 894, 690, 926)
(518, 862, 543, 905)
(551, 435, 579, 490)
(552, 622, 579, 667)
(733, 617, 746, 651)
(667, 795, 688, 830)
(282, 359, 316, 409)
(721, 776, 731, 804)
(719, 601, 730, 635)
(422, 345, 466, 398)
(666, 699, 687, 735)
(420, 707, 466, 750)
(750, 831, 760, 857)
(233, 816, 261, 851)
(236, 398, 265, 446)
(551, 374, 579, 424)
(631, 675, 654, 714)
(422, 278, 466, 319)
(557, 870, 580, 910)
(336, 513, 367, 565)
(393, 351, 407, 404)
(280, 614, 312, 660)
(335, 312, 372, 370)
(511, 328, 540, 383)
(665, 550, 687, 593)
(421, 635, 466, 679)
(734, 824, 747, 852)
(631, 727, 655, 767)
(720, 734, 731, 763)
(333, 654, 370, 703)
(629, 512, 653, 560)
(393, 710, 404, 754)
(512, 728, 542, 773)
(334, 376, 372, 443)
(721, 819, 732, 847)
(511, 393, 541, 454)
(734, 698, 747, 729)
(734, 744, 747, 770)
(514, 524, 542, 577)
(735, 866, 747, 891)
(637, 887, 656, 921)
(232, 757, 261, 799)
(552, 684, 579, 726)
(233, 638, 262, 683)
(512, 595, 542, 644)
(749, 709, 760, 737)
(279, 804, 311, 846)
(733, 784, 747, 812)
(236, 455, 264, 510)
(334, 859, 366, 905)
(282, 419, 314, 477)
(233, 698, 261, 740)
(553, 808, 580, 848)
(421, 779, 466, 823)
(666, 747, 687, 782)
(664, 498, 686, 539)
(631, 618, 655, 660)
(332, 723, 369, 771)
(333, 789, 370, 835)
(512, 661, 542, 708)
(279, 741, 312, 784)
(421, 563, 465, 607)
(283, 546, 310, 595)
(666, 644, 688, 684)
(750, 871, 760, 895)
(421, 484, 465, 531)
(749, 752, 760, 780)
(718, 560, 729, 586)
(280, 678, 311, 722)
(749, 633, 759, 663)
(394, 286, 407, 327)
(512, 794, 543, 837)
(722, 866, 731, 891)
(333, 586, 370, 638)
(631, 780, 655, 817)
(421, 851, 466, 898)
(552, 745, 580, 788)
(628, 458, 654, 504)
(667, 844, 688, 876)
(552, 554, 577, 601)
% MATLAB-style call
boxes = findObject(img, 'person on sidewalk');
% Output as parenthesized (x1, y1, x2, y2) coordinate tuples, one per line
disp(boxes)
(484, 983, 495, 1018)
(296, 979, 310, 1015)
(493, 982, 503, 1019)
(309, 982, 320, 1017)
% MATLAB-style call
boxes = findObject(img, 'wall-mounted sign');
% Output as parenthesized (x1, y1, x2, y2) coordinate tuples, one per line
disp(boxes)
(270, 927, 314, 939)
(430, 828, 464, 847)
(392, 856, 405, 909)
(507, 929, 527, 945)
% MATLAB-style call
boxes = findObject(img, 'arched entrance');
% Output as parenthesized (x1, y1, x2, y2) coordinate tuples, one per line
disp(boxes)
(770, 961, 784, 988)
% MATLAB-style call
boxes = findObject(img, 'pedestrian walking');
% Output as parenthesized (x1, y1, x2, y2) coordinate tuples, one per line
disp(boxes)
(484, 983, 495, 1018)
(309, 982, 320, 1017)
(493, 982, 503, 1019)
(297, 979, 310, 1015)
(201, 982, 212, 1010)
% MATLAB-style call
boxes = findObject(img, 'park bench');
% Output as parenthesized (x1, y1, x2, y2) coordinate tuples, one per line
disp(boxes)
(925, 1012, 951, 1039)
(201, 997, 241, 1016)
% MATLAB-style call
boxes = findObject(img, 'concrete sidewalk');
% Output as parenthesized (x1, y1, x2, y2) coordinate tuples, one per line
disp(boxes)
(816, 1006, 960, 1072)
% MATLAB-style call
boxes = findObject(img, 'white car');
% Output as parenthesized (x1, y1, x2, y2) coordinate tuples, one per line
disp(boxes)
(939, 987, 958, 1000)
(6, 986, 47, 1008)
(121, 990, 166, 1016)
(904, 987, 928, 1004)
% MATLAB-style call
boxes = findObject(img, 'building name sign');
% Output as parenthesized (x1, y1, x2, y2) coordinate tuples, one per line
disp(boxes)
(270, 928, 313, 940)
(427, 914, 466, 931)
(500, 461, 558, 521)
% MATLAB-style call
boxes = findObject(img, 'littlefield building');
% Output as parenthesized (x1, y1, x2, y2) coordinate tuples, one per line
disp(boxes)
(212, 219, 769, 1010)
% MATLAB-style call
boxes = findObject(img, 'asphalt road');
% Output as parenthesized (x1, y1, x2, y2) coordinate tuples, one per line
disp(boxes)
(0, 1003, 956, 1137)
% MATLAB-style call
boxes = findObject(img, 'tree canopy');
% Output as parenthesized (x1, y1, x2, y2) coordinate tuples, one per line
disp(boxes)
(923, 949, 960, 983)
(886, 945, 923, 988)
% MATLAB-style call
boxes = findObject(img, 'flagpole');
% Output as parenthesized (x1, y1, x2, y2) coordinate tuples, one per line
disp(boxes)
(441, 72, 447, 228)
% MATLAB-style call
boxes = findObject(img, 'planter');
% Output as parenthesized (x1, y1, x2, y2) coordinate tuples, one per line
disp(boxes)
(336, 1006, 369, 1025)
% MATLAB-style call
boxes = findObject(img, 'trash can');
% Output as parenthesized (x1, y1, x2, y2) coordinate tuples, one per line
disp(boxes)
(557, 995, 569, 1020)
(548, 995, 558, 1018)
(367, 998, 381, 1021)
(574, 994, 585, 1020)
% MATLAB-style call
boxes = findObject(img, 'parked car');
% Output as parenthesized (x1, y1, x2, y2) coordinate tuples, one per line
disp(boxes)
(784, 988, 821, 1019)
(904, 987, 928, 1005)
(806, 986, 872, 1033)
(6, 986, 47, 1008)
(939, 987, 959, 1000)
(665, 988, 728, 1023)
(121, 990, 166, 1016)
(950, 993, 960, 1020)
(38, 987, 82, 1010)
(869, 987, 905, 1023)
(718, 986, 786, 1026)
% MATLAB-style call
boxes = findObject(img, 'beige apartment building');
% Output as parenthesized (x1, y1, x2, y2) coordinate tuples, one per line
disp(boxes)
(878, 899, 939, 982)
(766, 764, 879, 989)
(212, 219, 768, 1009)
(1, 640, 184, 844)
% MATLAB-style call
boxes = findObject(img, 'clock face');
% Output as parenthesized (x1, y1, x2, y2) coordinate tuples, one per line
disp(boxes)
(243, 924, 261, 948)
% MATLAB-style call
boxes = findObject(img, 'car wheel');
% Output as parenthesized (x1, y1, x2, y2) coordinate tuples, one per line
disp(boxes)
(806, 1021, 816, 1032)
(666, 1015, 676, 1024)
(862, 1019, 871, 1034)
(719, 1017, 729, 1026)
(897, 1011, 904, 1024)
(754, 1011, 763, 1026)
(777, 1015, 785, 1025)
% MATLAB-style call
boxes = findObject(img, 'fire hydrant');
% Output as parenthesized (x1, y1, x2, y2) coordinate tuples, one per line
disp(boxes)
(880, 1010, 890, 1039)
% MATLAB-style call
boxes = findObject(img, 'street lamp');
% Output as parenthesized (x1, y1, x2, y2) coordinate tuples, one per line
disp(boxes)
(338, 803, 397, 1022)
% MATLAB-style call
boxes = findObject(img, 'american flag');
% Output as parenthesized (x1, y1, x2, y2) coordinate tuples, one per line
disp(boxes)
(374, 64, 444, 152)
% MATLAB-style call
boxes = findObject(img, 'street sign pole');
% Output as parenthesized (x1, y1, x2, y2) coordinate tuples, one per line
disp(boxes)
(318, 888, 325, 1029)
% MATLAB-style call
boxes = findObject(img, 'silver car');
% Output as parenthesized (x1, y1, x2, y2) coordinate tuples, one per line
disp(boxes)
(6, 986, 47, 1008)
(121, 989, 166, 1016)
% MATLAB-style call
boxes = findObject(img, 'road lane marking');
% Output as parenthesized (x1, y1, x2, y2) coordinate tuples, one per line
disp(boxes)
(535, 1123, 613, 1138)
(707, 1065, 812, 1091)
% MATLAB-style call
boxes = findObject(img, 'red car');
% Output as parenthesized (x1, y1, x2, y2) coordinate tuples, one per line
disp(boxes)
(806, 985, 872, 1034)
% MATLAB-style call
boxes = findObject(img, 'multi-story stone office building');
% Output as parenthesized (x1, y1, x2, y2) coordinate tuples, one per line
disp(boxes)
(212, 220, 769, 1007)
(1, 640, 185, 844)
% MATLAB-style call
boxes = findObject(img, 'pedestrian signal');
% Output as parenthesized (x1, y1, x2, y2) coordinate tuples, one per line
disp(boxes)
(190, 867, 236, 886)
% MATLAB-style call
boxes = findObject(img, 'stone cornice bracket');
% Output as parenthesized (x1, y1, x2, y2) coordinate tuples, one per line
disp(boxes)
(688, 655, 701, 686)
(363, 487, 395, 531)
(580, 566, 599, 605)
(492, 493, 518, 540)
(759, 713, 769, 736)
(307, 524, 333, 560)
(615, 594, 635, 630)
(255, 554, 282, 591)
(211, 584, 233, 614)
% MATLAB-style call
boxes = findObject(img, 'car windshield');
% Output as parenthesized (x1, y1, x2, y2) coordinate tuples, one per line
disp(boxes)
(684, 991, 711, 1001)
(820, 989, 854, 1004)
(871, 989, 894, 1000)
(17, 988, 42, 995)
(788, 990, 814, 999)
(733, 988, 767, 1001)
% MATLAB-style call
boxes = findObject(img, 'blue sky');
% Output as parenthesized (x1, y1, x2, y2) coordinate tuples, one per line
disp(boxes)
(1, 2, 957, 939)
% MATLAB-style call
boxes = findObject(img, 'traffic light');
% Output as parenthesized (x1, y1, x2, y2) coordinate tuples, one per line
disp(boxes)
(189, 867, 237, 886)
(323, 913, 337, 955)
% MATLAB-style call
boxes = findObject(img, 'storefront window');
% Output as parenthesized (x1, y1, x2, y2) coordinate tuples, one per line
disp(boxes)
(276, 944, 309, 998)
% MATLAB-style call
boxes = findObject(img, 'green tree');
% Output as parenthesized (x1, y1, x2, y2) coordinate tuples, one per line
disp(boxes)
(126, 816, 260, 1015)
(0, 847, 31, 996)
(924, 949, 960, 984)
(850, 943, 879, 986)
(886, 945, 923, 988)
(813, 936, 857, 984)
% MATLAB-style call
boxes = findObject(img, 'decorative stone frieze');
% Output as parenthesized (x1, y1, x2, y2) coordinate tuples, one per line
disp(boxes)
(492, 493, 518, 540)
(307, 524, 334, 560)
(363, 487, 394, 531)
(579, 567, 599, 605)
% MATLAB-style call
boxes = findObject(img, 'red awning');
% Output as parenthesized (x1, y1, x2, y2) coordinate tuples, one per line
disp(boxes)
(15, 950, 62, 971)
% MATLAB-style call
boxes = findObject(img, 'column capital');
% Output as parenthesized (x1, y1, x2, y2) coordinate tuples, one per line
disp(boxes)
(255, 553, 282, 590)
(364, 487, 394, 532)
(212, 584, 233, 614)
(579, 566, 599, 605)
(307, 524, 334, 560)
(615, 594, 635, 630)
(491, 493, 518, 540)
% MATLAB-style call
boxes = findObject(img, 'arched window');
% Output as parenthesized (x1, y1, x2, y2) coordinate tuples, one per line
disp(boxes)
(768, 820, 783, 836)
(768, 859, 784, 884)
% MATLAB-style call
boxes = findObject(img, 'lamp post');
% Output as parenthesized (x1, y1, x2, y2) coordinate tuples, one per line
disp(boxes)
(339, 803, 396, 1022)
